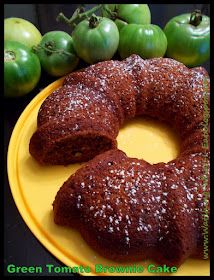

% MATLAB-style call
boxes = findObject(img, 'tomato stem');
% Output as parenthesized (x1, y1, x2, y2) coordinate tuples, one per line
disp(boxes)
(57, 5, 103, 29)
(189, 10, 202, 26)
(33, 45, 72, 57)
(101, 4, 118, 20)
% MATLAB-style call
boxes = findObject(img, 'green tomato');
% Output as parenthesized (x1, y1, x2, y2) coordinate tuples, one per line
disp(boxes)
(164, 11, 210, 67)
(4, 17, 42, 49)
(118, 24, 167, 59)
(4, 41, 41, 98)
(117, 4, 151, 24)
(114, 19, 128, 32)
(72, 16, 119, 64)
(36, 31, 79, 77)
(103, 4, 151, 27)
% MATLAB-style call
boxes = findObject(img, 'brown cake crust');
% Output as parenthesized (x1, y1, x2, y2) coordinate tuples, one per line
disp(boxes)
(30, 84, 120, 164)
(53, 150, 210, 266)
(30, 55, 210, 164)
(29, 55, 210, 266)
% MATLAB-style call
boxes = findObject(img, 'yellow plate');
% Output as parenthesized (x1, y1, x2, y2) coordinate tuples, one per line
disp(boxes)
(7, 77, 210, 276)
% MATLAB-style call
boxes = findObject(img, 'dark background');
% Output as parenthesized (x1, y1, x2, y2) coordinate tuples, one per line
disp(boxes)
(4, 3, 210, 277)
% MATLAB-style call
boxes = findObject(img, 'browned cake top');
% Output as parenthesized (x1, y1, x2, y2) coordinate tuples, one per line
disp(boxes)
(65, 150, 209, 246)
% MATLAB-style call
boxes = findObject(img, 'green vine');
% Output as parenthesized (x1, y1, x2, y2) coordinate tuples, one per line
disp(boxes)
(33, 42, 72, 57)
(56, 4, 103, 28)
(56, 4, 120, 29)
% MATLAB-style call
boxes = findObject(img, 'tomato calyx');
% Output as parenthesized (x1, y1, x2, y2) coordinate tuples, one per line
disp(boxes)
(44, 41, 57, 56)
(189, 9, 202, 27)
(4, 50, 16, 62)
(101, 4, 118, 20)
(101, 5, 132, 23)
(88, 14, 100, 28)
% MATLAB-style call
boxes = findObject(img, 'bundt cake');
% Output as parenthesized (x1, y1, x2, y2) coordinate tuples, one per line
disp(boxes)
(29, 54, 210, 266)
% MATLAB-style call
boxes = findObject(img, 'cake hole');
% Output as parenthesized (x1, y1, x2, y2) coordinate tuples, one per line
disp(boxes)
(117, 117, 180, 164)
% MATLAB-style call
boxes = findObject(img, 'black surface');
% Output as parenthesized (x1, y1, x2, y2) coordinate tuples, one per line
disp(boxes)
(4, 3, 210, 277)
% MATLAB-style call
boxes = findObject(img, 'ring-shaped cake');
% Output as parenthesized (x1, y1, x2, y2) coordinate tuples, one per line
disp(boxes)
(29, 55, 210, 266)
